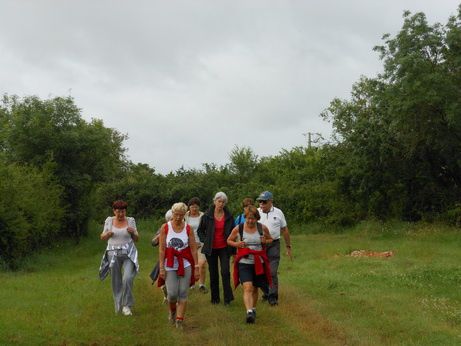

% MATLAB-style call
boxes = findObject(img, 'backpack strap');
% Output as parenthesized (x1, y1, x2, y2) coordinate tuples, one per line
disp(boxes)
(239, 223, 264, 241)
(256, 222, 263, 236)
(238, 223, 244, 241)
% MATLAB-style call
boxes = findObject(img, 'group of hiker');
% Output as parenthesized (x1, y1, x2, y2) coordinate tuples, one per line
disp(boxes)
(98, 190, 292, 328)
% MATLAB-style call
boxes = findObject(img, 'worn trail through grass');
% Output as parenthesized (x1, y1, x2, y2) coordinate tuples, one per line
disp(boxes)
(2, 221, 461, 345)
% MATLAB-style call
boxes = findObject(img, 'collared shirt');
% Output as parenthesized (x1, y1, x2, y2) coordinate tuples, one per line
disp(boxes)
(257, 206, 287, 240)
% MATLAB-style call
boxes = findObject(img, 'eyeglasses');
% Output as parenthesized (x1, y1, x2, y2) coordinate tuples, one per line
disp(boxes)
(259, 200, 268, 204)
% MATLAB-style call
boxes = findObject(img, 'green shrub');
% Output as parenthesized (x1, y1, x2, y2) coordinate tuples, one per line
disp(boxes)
(0, 161, 63, 268)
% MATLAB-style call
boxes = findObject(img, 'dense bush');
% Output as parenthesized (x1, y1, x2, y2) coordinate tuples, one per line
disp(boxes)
(0, 159, 63, 268)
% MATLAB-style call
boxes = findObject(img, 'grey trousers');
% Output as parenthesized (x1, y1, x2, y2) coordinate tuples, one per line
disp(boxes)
(109, 252, 136, 312)
(266, 240, 281, 298)
(165, 266, 192, 302)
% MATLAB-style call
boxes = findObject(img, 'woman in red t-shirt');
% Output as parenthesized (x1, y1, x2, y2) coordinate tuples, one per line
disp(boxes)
(197, 192, 235, 305)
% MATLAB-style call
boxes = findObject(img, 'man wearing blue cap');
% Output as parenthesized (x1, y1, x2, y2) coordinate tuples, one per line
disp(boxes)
(257, 191, 292, 305)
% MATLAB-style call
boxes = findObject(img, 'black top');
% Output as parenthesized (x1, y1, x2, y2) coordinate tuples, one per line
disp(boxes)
(197, 205, 234, 256)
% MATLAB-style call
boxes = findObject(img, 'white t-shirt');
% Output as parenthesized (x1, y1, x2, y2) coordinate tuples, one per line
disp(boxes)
(104, 216, 137, 247)
(185, 212, 203, 244)
(164, 221, 191, 271)
(108, 226, 132, 246)
(257, 206, 287, 240)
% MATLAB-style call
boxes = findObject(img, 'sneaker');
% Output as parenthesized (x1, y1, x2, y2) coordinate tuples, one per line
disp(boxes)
(199, 285, 209, 294)
(122, 306, 132, 316)
(246, 310, 255, 324)
(168, 310, 176, 325)
(175, 319, 184, 330)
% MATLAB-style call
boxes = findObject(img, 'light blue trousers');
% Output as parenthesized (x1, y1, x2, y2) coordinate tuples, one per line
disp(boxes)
(109, 252, 136, 313)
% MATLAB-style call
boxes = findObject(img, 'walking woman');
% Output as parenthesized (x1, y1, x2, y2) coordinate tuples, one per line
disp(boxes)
(99, 200, 139, 316)
(227, 205, 272, 323)
(198, 192, 235, 305)
(158, 202, 199, 329)
(185, 197, 208, 293)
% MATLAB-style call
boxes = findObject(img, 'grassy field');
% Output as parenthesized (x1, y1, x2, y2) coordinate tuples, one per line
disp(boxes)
(1, 220, 460, 345)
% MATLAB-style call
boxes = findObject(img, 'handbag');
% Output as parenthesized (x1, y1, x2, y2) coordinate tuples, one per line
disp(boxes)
(149, 261, 160, 284)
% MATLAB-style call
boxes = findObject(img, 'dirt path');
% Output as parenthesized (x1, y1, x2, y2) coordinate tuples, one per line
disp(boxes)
(138, 275, 349, 346)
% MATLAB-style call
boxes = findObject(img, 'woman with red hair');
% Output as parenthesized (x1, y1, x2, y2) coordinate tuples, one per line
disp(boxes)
(99, 200, 139, 316)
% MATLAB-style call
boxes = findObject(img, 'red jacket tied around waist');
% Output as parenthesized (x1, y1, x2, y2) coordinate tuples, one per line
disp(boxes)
(233, 247, 272, 288)
(157, 224, 196, 287)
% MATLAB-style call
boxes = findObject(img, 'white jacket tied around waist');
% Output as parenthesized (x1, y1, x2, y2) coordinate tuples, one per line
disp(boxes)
(98, 216, 139, 280)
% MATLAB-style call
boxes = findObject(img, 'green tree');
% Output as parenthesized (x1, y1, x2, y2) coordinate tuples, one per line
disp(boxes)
(0, 95, 127, 238)
(0, 156, 63, 268)
(323, 7, 461, 220)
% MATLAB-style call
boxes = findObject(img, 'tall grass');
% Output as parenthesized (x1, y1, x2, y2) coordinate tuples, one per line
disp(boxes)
(0, 220, 460, 345)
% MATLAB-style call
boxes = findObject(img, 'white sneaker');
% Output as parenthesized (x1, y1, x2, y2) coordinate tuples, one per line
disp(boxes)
(122, 306, 132, 316)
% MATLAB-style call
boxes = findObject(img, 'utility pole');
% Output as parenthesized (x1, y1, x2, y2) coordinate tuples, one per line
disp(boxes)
(302, 132, 322, 148)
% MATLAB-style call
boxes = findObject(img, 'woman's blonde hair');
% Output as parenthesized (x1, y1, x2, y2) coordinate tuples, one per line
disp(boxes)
(171, 202, 187, 214)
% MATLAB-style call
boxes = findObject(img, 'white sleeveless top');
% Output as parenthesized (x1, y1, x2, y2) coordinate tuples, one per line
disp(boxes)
(164, 221, 191, 271)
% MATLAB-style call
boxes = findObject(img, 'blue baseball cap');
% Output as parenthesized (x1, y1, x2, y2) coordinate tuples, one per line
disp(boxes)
(256, 191, 273, 201)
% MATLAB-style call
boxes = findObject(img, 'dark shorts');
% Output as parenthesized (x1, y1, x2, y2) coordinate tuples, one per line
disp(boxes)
(238, 263, 268, 289)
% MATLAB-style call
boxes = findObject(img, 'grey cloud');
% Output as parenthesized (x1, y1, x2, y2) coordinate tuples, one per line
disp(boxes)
(0, 0, 457, 173)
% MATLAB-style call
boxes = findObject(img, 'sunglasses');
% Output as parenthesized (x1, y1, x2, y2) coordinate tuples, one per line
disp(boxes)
(259, 200, 268, 204)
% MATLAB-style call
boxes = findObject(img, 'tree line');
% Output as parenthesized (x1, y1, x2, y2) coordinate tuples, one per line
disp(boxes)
(1, 8, 460, 268)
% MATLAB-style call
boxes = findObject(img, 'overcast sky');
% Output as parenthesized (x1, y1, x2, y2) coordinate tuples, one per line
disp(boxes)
(0, 1, 458, 174)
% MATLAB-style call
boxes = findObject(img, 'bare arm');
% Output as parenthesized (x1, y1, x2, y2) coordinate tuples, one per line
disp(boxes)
(100, 230, 113, 241)
(151, 228, 161, 247)
(158, 224, 167, 279)
(261, 225, 273, 245)
(227, 226, 245, 248)
(281, 226, 292, 259)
